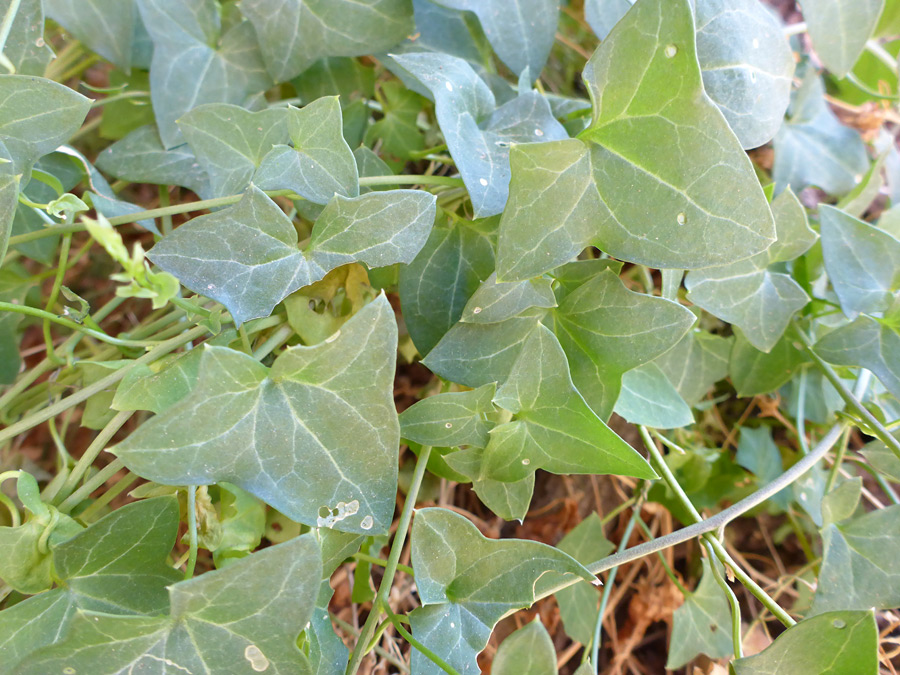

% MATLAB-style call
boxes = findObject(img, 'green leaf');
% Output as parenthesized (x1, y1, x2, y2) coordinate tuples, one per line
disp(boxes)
(112, 348, 203, 415)
(819, 205, 900, 317)
(730, 332, 807, 396)
(654, 329, 732, 406)
(307, 604, 349, 675)
(861, 437, 900, 482)
(422, 310, 544, 389)
(614, 362, 694, 429)
(0, 0, 54, 75)
(240, 0, 414, 83)
(409, 508, 594, 674)
(393, 52, 568, 217)
(472, 474, 534, 522)
(773, 72, 869, 196)
(399, 383, 496, 448)
(550, 268, 695, 418)
(802, 0, 885, 77)
(492, 619, 558, 675)
(482, 324, 656, 481)
(15, 533, 322, 675)
(580, 0, 775, 269)
(816, 315, 900, 400)
(666, 558, 733, 669)
(812, 504, 900, 614)
(461, 272, 557, 325)
(177, 104, 290, 198)
(429, 0, 560, 75)
(821, 478, 862, 526)
(136, 0, 272, 148)
(0, 173, 18, 262)
(95, 125, 212, 197)
(0, 75, 90, 180)
(584, 0, 632, 40)
(148, 186, 435, 325)
(0, 267, 28, 384)
(293, 57, 376, 105)
(213, 483, 268, 567)
(731, 610, 878, 674)
(114, 297, 400, 535)
(695, 0, 795, 149)
(398, 214, 495, 355)
(256, 97, 360, 204)
(768, 187, 818, 264)
(45, 0, 141, 72)
(495, 140, 605, 281)
(686, 257, 809, 353)
(555, 512, 614, 645)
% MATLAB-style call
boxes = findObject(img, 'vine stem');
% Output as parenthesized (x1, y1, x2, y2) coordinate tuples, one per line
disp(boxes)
(6, 175, 465, 247)
(591, 486, 645, 672)
(638, 426, 796, 627)
(185, 486, 198, 579)
(794, 326, 900, 460)
(345, 446, 433, 675)
(704, 540, 743, 659)
(0, 324, 208, 446)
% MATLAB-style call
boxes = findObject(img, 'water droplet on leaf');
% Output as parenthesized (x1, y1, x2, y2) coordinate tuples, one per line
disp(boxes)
(832, 619, 846, 629)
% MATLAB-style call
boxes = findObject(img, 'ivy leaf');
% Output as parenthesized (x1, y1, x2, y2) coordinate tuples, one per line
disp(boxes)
(861, 437, 900, 483)
(136, 0, 272, 149)
(686, 257, 809, 353)
(579, 0, 774, 270)
(422, 311, 544, 390)
(736, 427, 790, 509)
(773, 72, 869, 196)
(666, 558, 733, 669)
(240, 0, 414, 83)
(482, 324, 656, 482)
(0, 75, 90, 179)
(409, 508, 594, 674)
(653, 330, 731, 406)
(695, 0, 795, 149)
(819, 205, 900, 318)
(95, 125, 212, 198)
(112, 348, 204, 415)
(178, 104, 290, 198)
(812, 504, 900, 614)
(821, 478, 862, 526)
(768, 187, 818, 264)
(816, 315, 900, 400)
(461, 272, 557, 324)
(493, 619, 558, 675)
(584, 0, 633, 40)
(1, 0, 54, 75)
(255, 97, 360, 204)
(556, 513, 614, 645)
(398, 214, 495, 355)
(802, 0, 885, 78)
(730, 332, 807, 397)
(114, 297, 400, 535)
(399, 383, 496, 448)
(0, 498, 180, 669)
(148, 186, 434, 325)
(731, 610, 877, 674)
(550, 268, 695, 418)
(45, 0, 142, 72)
(429, 0, 560, 76)
(614, 362, 694, 429)
(393, 52, 567, 217)
(496, 139, 601, 281)
(472, 474, 534, 522)
(15, 534, 322, 675)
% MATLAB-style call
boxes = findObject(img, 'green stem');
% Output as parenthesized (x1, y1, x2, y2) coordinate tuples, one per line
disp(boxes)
(329, 614, 410, 674)
(185, 486, 198, 579)
(251, 324, 293, 360)
(0, 302, 164, 348)
(90, 91, 150, 109)
(8, 175, 465, 247)
(795, 328, 900, 460)
(703, 540, 743, 659)
(51, 411, 132, 505)
(57, 458, 125, 513)
(78, 472, 138, 522)
(345, 446, 433, 675)
(639, 426, 796, 627)
(591, 489, 645, 672)
(0, 325, 207, 446)
(42, 234, 72, 364)
(352, 552, 415, 577)
(824, 427, 852, 494)
(384, 606, 461, 675)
